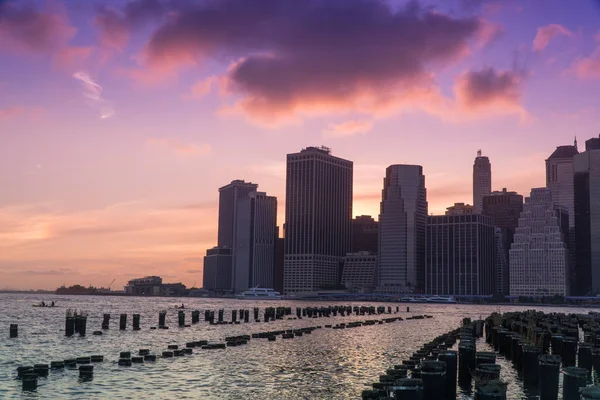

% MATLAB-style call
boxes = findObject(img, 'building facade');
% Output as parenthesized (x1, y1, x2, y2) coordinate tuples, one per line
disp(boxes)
(446, 203, 474, 216)
(574, 136, 600, 295)
(509, 188, 570, 297)
(234, 191, 277, 292)
(217, 180, 258, 248)
(341, 252, 377, 292)
(545, 143, 578, 228)
(352, 215, 379, 253)
(425, 214, 495, 296)
(377, 164, 427, 294)
(493, 227, 509, 295)
(283, 146, 353, 293)
(473, 150, 491, 214)
(203, 246, 233, 292)
(482, 188, 524, 295)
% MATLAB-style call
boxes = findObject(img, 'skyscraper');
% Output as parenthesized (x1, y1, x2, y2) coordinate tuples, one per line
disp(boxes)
(425, 214, 495, 296)
(234, 191, 277, 292)
(217, 180, 259, 248)
(574, 135, 600, 295)
(283, 146, 353, 293)
(509, 188, 570, 297)
(203, 246, 233, 292)
(482, 188, 524, 295)
(473, 150, 491, 214)
(377, 164, 427, 293)
(546, 142, 578, 227)
(352, 215, 378, 254)
(445, 202, 474, 216)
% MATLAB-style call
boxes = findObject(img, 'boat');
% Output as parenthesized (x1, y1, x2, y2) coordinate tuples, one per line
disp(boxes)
(235, 287, 282, 300)
(425, 296, 458, 304)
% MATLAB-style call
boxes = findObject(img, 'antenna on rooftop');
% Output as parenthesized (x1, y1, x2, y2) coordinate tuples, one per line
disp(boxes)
(477, 149, 482, 157)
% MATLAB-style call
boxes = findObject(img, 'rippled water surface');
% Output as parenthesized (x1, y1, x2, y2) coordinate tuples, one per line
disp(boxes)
(0, 294, 596, 399)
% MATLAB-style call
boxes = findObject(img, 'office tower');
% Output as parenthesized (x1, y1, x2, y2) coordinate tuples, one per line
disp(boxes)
(445, 203, 474, 216)
(546, 142, 578, 227)
(574, 136, 600, 295)
(273, 234, 284, 294)
(509, 188, 570, 297)
(482, 188, 524, 295)
(377, 164, 427, 293)
(352, 215, 379, 253)
(341, 252, 377, 292)
(234, 191, 277, 291)
(283, 146, 353, 293)
(203, 247, 233, 292)
(217, 180, 258, 248)
(473, 150, 492, 213)
(425, 214, 495, 295)
(493, 227, 509, 295)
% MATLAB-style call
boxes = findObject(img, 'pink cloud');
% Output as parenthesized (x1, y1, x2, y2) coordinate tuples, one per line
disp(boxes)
(323, 120, 373, 138)
(191, 76, 218, 98)
(146, 138, 211, 156)
(0, 1, 75, 54)
(0, 106, 25, 121)
(533, 24, 573, 52)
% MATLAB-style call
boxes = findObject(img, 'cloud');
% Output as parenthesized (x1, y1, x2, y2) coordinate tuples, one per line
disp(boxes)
(191, 75, 218, 98)
(0, 1, 75, 54)
(186, 269, 203, 274)
(533, 24, 573, 52)
(571, 51, 600, 80)
(323, 120, 373, 138)
(20, 268, 77, 276)
(454, 67, 527, 120)
(73, 71, 115, 119)
(184, 258, 204, 264)
(93, 0, 166, 51)
(122, 0, 495, 122)
(52, 46, 93, 71)
(146, 138, 211, 156)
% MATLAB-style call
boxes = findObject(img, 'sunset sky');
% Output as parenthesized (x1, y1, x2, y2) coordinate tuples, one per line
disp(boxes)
(1, 0, 600, 290)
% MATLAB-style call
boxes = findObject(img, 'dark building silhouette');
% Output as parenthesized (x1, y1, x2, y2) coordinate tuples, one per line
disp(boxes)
(217, 180, 258, 248)
(574, 137, 600, 295)
(378, 164, 427, 294)
(425, 214, 495, 296)
(482, 188, 524, 295)
(473, 150, 492, 213)
(203, 246, 233, 292)
(284, 146, 353, 293)
(274, 232, 284, 294)
(352, 215, 378, 253)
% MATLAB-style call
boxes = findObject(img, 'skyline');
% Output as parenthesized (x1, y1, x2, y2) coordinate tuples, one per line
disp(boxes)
(2, 0, 600, 290)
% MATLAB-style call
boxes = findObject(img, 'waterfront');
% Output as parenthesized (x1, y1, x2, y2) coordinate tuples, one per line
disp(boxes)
(0, 294, 596, 399)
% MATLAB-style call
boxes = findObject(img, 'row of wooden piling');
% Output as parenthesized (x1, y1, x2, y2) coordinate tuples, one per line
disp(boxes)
(15, 311, 421, 392)
(8, 304, 413, 338)
(484, 310, 600, 400)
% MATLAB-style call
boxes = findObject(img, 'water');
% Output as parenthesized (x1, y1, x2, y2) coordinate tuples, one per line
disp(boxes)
(0, 294, 593, 399)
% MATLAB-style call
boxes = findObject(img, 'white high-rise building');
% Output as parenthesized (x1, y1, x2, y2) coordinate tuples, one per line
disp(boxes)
(509, 188, 570, 296)
(234, 191, 277, 292)
(473, 150, 491, 214)
(377, 164, 427, 293)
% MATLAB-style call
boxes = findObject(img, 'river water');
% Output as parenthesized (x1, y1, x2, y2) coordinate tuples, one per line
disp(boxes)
(0, 294, 595, 399)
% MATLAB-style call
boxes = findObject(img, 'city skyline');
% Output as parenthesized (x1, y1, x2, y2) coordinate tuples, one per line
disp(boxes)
(2, 0, 600, 290)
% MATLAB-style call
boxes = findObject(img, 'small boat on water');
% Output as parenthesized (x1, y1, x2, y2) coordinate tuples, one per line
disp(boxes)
(235, 287, 282, 300)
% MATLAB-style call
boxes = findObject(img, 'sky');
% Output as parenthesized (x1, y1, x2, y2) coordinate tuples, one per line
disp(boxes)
(1, 0, 600, 290)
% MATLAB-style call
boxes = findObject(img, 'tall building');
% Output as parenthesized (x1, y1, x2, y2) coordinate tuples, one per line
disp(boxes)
(273, 234, 284, 294)
(217, 180, 258, 248)
(493, 227, 509, 295)
(473, 150, 492, 214)
(234, 191, 277, 292)
(425, 214, 495, 296)
(203, 247, 233, 292)
(377, 165, 427, 293)
(446, 203, 474, 216)
(509, 188, 570, 297)
(283, 146, 353, 293)
(352, 215, 378, 253)
(341, 252, 377, 292)
(482, 188, 524, 295)
(545, 142, 578, 228)
(574, 136, 600, 295)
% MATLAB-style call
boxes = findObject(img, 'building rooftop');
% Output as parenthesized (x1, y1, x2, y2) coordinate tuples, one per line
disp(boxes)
(547, 145, 579, 160)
